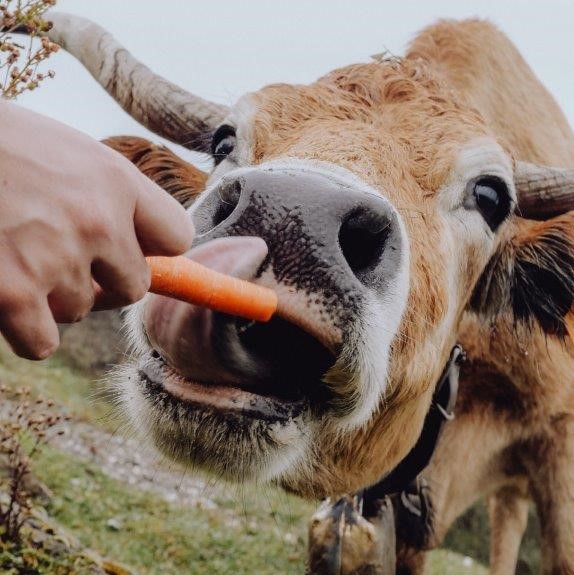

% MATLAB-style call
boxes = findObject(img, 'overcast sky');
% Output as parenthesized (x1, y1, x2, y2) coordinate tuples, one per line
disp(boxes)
(18, 0, 574, 167)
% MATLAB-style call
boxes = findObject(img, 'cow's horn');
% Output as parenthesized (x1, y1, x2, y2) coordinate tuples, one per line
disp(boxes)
(46, 12, 229, 152)
(515, 161, 574, 220)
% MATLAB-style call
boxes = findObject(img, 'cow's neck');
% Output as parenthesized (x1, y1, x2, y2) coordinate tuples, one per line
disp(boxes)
(360, 344, 462, 513)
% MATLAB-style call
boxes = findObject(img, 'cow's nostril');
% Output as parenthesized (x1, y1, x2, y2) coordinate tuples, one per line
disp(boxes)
(213, 179, 242, 227)
(339, 209, 391, 277)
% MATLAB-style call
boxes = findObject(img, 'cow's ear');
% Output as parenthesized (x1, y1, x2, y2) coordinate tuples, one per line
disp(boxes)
(470, 214, 574, 336)
(103, 136, 208, 207)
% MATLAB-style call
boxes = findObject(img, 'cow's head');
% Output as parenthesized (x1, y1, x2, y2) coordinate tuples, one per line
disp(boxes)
(52, 14, 574, 497)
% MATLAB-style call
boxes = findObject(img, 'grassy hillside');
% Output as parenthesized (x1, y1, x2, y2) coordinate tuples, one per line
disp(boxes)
(36, 446, 487, 575)
(0, 336, 491, 574)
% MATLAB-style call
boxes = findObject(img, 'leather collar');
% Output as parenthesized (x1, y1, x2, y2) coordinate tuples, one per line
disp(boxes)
(361, 344, 463, 517)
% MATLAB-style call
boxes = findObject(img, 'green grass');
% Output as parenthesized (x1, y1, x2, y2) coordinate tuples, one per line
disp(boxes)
(35, 446, 487, 575)
(37, 447, 312, 575)
(0, 540, 99, 575)
(0, 343, 111, 427)
(0, 341, 489, 574)
(429, 550, 486, 575)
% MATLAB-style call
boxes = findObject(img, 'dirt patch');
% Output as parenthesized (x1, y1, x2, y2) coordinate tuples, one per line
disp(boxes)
(53, 419, 223, 511)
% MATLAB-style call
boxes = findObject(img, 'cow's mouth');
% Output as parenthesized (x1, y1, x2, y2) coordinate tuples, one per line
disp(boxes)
(138, 236, 339, 425)
(139, 312, 336, 423)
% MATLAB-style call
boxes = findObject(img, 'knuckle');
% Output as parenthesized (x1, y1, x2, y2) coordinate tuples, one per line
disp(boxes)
(62, 302, 91, 324)
(87, 217, 108, 241)
(124, 277, 149, 304)
(118, 267, 150, 305)
(49, 282, 95, 323)
(103, 150, 140, 195)
(83, 211, 116, 245)
(0, 317, 58, 361)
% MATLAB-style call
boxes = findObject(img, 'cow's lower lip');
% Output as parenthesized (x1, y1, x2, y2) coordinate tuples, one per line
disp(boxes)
(138, 354, 308, 423)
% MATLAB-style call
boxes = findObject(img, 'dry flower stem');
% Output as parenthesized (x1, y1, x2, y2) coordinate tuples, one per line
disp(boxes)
(0, 0, 58, 98)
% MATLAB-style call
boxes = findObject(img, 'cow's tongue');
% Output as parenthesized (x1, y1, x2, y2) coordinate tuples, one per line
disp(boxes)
(143, 237, 269, 383)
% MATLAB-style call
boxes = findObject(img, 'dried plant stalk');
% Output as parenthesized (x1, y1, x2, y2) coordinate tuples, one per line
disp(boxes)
(0, 0, 58, 99)
(0, 385, 69, 543)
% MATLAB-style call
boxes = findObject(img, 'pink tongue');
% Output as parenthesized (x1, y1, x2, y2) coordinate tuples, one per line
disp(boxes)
(143, 237, 269, 382)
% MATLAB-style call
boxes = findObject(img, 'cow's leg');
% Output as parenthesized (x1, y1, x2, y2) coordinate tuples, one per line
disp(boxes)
(487, 483, 529, 575)
(307, 495, 396, 575)
(527, 418, 574, 575)
(394, 408, 522, 575)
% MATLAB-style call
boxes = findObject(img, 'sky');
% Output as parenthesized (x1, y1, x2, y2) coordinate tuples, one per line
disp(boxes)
(18, 0, 574, 167)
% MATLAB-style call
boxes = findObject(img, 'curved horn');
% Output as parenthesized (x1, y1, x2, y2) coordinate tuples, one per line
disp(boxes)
(46, 12, 229, 152)
(516, 161, 574, 220)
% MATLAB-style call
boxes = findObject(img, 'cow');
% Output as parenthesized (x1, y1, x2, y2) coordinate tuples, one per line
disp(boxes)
(304, 302, 574, 575)
(305, 300, 574, 575)
(42, 11, 574, 529)
(387, 307, 574, 575)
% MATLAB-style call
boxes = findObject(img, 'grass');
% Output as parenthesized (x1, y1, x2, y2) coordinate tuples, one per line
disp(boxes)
(0, 343, 110, 426)
(36, 446, 487, 575)
(429, 550, 486, 575)
(37, 447, 311, 575)
(0, 540, 99, 575)
(0, 341, 489, 574)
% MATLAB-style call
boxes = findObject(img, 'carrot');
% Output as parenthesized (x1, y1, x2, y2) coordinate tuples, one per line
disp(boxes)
(146, 256, 277, 322)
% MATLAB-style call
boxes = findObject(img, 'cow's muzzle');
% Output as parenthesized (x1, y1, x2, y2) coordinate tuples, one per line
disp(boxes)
(142, 164, 404, 417)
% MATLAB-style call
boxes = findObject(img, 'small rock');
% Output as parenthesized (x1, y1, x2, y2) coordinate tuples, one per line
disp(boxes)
(105, 517, 123, 531)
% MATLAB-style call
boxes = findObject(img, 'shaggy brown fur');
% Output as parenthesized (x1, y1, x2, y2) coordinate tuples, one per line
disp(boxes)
(104, 19, 574, 572)
(394, 309, 574, 575)
(245, 37, 499, 497)
(388, 19, 574, 575)
(471, 215, 574, 336)
(236, 19, 574, 498)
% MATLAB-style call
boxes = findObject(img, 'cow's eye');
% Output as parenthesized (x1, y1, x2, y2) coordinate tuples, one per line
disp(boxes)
(469, 176, 511, 231)
(211, 125, 236, 165)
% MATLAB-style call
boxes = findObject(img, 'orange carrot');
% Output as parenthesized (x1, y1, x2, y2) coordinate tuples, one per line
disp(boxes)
(146, 256, 277, 322)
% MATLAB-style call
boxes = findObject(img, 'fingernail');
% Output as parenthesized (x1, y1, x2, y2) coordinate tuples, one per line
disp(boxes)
(36, 342, 58, 360)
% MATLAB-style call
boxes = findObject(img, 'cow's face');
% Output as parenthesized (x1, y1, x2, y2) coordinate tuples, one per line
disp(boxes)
(116, 59, 531, 497)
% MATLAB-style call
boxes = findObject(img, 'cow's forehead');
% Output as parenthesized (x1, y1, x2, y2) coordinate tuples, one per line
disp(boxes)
(246, 60, 494, 193)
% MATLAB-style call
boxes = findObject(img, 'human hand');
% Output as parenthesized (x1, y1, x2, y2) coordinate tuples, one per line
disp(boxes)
(0, 102, 194, 359)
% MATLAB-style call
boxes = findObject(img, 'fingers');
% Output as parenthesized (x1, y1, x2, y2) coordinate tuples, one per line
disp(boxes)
(133, 175, 195, 256)
(90, 237, 151, 311)
(47, 276, 95, 323)
(91, 281, 118, 312)
(91, 275, 149, 311)
(0, 293, 60, 360)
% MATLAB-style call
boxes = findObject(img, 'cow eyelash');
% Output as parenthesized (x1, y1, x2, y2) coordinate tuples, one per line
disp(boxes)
(211, 125, 236, 165)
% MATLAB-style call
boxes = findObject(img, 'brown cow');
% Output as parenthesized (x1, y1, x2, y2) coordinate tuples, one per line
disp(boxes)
(44, 12, 574, 521)
(305, 309, 574, 574)
(390, 311, 574, 575)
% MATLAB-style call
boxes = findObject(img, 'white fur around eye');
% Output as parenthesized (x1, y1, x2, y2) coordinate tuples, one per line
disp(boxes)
(438, 138, 515, 214)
